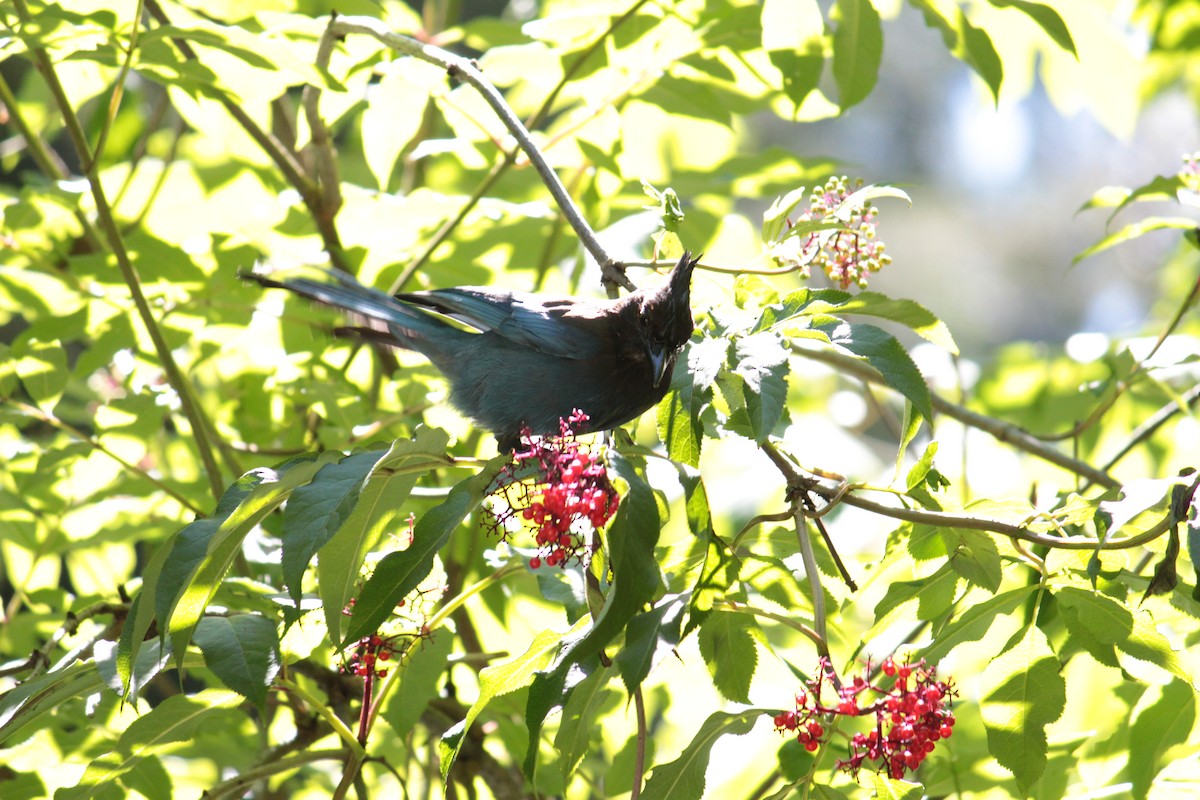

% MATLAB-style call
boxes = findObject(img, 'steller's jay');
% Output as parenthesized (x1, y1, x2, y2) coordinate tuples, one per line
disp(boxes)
(246, 253, 698, 451)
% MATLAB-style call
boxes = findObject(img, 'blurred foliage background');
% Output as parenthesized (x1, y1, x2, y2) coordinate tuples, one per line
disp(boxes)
(1, 0, 1199, 798)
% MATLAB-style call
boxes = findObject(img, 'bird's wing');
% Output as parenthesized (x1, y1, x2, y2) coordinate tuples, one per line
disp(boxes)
(398, 287, 603, 359)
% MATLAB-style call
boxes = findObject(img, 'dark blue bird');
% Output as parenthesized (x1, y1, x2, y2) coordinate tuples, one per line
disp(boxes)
(246, 253, 698, 451)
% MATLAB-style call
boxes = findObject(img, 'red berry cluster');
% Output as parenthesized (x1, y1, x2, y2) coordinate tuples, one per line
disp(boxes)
(344, 633, 395, 679)
(772, 656, 956, 780)
(487, 411, 620, 569)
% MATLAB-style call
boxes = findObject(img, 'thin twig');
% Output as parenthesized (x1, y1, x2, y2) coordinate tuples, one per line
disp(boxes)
(759, 441, 832, 655)
(1101, 382, 1200, 475)
(318, 15, 631, 290)
(11, 0, 227, 502)
(794, 344, 1121, 489)
(631, 686, 647, 800)
(821, 484, 1173, 550)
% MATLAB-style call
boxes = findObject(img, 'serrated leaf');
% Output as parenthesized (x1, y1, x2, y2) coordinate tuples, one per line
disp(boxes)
(920, 586, 1038, 664)
(615, 595, 686, 693)
(831, 0, 882, 110)
(342, 454, 505, 644)
(980, 625, 1065, 793)
(657, 376, 706, 468)
(192, 614, 281, 707)
(1055, 586, 1192, 683)
(523, 450, 663, 776)
(734, 331, 790, 443)
(554, 665, 618, 782)
(943, 528, 1003, 592)
(59, 692, 243, 800)
(281, 449, 387, 605)
(872, 562, 959, 625)
(957, 9, 1003, 102)
(1128, 679, 1196, 798)
(322, 430, 454, 643)
(870, 773, 924, 799)
(640, 710, 764, 800)
(362, 63, 430, 190)
(823, 321, 933, 423)
(697, 611, 759, 703)
(439, 625, 572, 776)
(0, 662, 103, 746)
(160, 456, 330, 672)
(820, 291, 957, 353)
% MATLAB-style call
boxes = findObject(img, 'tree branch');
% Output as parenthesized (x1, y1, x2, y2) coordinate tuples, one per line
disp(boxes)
(316, 14, 633, 291)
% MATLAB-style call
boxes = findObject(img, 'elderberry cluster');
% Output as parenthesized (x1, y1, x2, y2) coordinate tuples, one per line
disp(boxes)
(772, 656, 956, 780)
(486, 410, 620, 569)
(344, 633, 395, 679)
(771, 176, 891, 289)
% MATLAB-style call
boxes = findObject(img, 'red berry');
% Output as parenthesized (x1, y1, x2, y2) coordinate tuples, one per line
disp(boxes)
(530, 557, 541, 569)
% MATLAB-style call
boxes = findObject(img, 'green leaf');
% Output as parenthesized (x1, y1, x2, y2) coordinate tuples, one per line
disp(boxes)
(1074, 216, 1197, 263)
(158, 455, 331, 671)
(13, 339, 67, 409)
(942, 528, 1003, 592)
(362, 62, 431, 190)
(59, 692, 243, 800)
(762, 0, 825, 111)
(920, 586, 1038, 664)
(657, 351, 712, 467)
(343, 455, 506, 644)
(321, 430, 453, 643)
(639, 709, 764, 800)
(615, 595, 686, 693)
(987, 0, 1077, 56)
(697, 611, 759, 703)
(912, 2, 1006, 103)
(1055, 585, 1192, 683)
(872, 562, 959, 625)
(0, 662, 103, 746)
(1128, 679, 1196, 798)
(192, 614, 281, 708)
(818, 291, 958, 353)
(980, 625, 1066, 793)
(1079, 174, 1185, 221)
(734, 331, 790, 443)
(281, 449, 388, 605)
(823, 321, 933, 422)
(869, 773, 924, 799)
(523, 450, 663, 776)
(554, 665, 618, 782)
(831, 0, 882, 110)
(439, 625, 571, 777)
(380, 627, 454, 739)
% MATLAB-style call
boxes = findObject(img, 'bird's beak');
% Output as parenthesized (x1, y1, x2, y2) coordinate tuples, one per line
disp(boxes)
(650, 344, 672, 388)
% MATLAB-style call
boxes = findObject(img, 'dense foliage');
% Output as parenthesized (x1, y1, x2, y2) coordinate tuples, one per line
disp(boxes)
(2, 1, 1199, 798)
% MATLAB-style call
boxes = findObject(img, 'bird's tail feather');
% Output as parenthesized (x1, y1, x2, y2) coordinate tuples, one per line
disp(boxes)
(244, 268, 454, 344)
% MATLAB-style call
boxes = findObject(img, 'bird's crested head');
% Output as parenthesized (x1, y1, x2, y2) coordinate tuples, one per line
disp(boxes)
(639, 251, 698, 350)
(636, 251, 698, 387)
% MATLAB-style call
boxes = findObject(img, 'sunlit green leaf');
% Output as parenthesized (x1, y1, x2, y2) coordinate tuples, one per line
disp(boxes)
(831, 0, 882, 109)
(980, 625, 1066, 793)
(640, 710, 765, 800)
